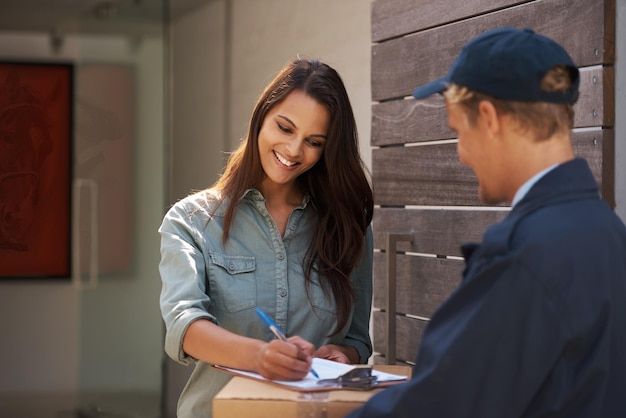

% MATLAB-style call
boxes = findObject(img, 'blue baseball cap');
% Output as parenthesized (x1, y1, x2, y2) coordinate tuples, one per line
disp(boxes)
(412, 27, 579, 104)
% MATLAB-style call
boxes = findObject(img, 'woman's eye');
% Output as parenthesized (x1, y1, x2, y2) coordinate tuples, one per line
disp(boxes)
(306, 139, 323, 148)
(277, 123, 291, 133)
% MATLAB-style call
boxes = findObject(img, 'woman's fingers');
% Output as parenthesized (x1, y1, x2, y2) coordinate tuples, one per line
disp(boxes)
(257, 339, 313, 380)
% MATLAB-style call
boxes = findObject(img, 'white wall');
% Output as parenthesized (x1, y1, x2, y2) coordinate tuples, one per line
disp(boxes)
(169, 0, 228, 198)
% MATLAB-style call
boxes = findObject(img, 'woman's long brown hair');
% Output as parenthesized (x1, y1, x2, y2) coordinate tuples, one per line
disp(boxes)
(212, 58, 374, 335)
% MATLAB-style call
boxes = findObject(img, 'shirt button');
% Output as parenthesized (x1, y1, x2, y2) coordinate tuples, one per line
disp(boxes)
(279, 288, 287, 297)
(277, 253, 285, 260)
(228, 263, 235, 271)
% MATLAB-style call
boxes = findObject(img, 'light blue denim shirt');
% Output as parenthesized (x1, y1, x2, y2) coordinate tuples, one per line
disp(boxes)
(159, 188, 373, 418)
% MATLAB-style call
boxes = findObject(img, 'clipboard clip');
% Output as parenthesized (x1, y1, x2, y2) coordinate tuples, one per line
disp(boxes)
(316, 366, 378, 390)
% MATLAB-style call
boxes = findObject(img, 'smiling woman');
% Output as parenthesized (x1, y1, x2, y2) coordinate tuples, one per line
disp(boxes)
(158, 57, 374, 418)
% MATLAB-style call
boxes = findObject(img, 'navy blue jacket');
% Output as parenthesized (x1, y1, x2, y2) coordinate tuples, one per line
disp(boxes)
(348, 159, 626, 418)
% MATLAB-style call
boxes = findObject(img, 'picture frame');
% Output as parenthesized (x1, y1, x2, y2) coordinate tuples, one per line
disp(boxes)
(0, 61, 73, 279)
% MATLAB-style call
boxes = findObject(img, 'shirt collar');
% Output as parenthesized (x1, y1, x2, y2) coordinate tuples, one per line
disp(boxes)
(242, 188, 311, 208)
(511, 164, 558, 207)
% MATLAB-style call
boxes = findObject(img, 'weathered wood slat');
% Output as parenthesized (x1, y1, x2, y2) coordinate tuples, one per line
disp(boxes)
(580, 66, 615, 127)
(374, 142, 481, 207)
(371, 0, 613, 101)
(372, 355, 413, 366)
(372, 96, 451, 146)
(587, 128, 615, 206)
(371, 0, 525, 43)
(373, 311, 426, 362)
(372, 67, 614, 146)
(372, 208, 509, 256)
(373, 252, 463, 316)
(373, 129, 614, 207)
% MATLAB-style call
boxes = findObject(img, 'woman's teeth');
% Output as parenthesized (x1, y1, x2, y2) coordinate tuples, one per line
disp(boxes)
(274, 151, 297, 167)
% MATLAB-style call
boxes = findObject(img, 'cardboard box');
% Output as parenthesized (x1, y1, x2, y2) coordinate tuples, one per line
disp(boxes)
(213, 365, 411, 418)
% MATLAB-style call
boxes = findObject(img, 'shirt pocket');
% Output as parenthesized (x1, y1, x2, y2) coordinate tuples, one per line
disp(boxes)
(208, 252, 257, 313)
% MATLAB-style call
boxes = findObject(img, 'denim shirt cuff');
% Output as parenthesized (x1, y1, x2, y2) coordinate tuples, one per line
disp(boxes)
(165, 311, 217, 365)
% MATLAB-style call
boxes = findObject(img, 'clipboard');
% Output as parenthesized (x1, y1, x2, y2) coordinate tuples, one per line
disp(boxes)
(213, 357, 409, 392)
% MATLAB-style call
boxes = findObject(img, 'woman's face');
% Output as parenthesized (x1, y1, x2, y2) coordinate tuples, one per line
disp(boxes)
(258, 90, 329, 191)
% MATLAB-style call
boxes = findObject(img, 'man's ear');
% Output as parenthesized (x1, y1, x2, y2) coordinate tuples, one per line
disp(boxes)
(477, 100, 501, 137)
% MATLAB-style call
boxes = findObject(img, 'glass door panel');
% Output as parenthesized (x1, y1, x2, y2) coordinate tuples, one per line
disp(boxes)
(72, 2, 167, 417)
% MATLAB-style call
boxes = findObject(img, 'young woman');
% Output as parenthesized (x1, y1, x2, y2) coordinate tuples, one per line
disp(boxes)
(159, 58, 374, 417)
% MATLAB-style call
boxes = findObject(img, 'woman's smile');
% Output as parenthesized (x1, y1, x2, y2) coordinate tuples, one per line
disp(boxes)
(273, 150, 298, 168)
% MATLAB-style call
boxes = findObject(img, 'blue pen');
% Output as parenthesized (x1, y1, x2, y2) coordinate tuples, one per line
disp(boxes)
(255, 307, 320, 379)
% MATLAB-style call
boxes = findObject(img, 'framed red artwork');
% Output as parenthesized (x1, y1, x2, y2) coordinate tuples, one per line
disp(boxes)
(0, 62, 73, 279)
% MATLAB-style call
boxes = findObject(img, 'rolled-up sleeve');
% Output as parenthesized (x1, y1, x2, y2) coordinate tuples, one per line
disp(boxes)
(158, 200, 216, 365)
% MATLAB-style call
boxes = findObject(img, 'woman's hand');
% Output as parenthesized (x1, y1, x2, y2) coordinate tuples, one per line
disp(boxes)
(255, 336, 315, 381)
(314, 344, 358, 364)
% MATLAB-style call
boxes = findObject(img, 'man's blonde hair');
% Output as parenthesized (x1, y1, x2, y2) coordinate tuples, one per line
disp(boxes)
(444, 66, 575, 141)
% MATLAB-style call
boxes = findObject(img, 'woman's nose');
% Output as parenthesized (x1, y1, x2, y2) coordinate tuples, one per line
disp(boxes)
(285, 138, 303, 157)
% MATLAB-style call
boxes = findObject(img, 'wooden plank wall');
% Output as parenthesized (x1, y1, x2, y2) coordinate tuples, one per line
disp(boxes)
(370, 0, 616, 365)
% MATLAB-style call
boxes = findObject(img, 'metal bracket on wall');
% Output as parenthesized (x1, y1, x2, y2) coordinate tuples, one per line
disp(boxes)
(72, 178, 99, 289)
(385, 232, 413, 365)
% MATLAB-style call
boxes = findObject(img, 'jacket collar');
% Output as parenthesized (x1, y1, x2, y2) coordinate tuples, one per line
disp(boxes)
(472, 158, 600, 258)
